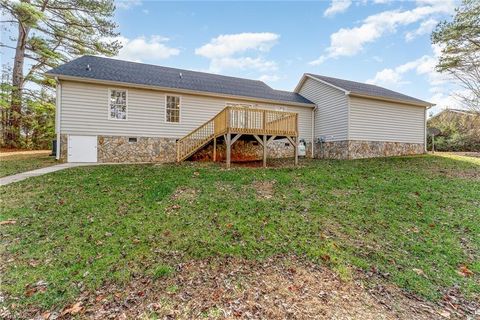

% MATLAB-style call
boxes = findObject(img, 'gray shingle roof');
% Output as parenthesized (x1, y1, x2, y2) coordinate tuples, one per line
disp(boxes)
(306, 73, 432, 106)
(46, 56, 314, 105)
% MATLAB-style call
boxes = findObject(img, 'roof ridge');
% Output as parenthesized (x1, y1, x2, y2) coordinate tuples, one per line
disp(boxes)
(306, 72, 432, 106)
(81, 55, 269, 86)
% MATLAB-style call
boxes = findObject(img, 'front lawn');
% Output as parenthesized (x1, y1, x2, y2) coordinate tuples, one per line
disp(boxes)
(1, 155, 479, 315)
(0, 151, 56, 178)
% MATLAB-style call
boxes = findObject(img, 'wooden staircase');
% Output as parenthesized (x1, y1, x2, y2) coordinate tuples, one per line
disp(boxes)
(176, 106, 298, 163)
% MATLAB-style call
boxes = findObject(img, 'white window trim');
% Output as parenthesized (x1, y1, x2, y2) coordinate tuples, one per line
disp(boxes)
(108, 88, 128, 121)
(165, 95, 182, 124)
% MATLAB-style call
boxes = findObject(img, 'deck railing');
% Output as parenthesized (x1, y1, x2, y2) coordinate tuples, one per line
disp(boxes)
(177, 106, 298, 161)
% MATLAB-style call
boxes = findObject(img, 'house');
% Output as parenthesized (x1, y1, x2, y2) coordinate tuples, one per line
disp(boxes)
(46, 56, 433, 165)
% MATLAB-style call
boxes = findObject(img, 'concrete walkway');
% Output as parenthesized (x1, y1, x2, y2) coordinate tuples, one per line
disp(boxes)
(0, 163, 93, 186)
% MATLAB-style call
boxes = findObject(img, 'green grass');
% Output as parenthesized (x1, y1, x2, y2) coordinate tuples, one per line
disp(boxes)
(0, 152, 57, 177)
(1, 155, 479, 311)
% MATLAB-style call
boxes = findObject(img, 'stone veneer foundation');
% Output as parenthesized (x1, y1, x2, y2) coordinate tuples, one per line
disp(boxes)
(314, 140, 425, 160)
(59, 134, 312, 163)
(97, 136, 177, 163)
(191, 140, 312, 162)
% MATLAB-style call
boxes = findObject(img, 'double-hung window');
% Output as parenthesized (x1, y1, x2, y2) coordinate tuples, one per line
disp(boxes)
(166, 96, 180, 123)
(109, 89, 127, 120)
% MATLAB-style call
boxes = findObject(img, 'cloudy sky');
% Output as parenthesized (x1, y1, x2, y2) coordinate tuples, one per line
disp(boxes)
(2, 0, 462, 114)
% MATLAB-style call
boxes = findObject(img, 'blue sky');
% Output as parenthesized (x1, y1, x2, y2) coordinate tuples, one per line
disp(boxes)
(112, 0, 460, 114)
(1, 0, 461, 114)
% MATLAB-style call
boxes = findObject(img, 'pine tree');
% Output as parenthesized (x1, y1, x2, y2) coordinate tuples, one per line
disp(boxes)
(0, 0, 121, 148)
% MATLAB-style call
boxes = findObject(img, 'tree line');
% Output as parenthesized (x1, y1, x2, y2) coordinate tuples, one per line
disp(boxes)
(0, 0, 120, 149)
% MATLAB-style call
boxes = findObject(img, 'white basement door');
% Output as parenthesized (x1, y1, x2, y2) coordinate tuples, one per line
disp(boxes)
(68, 135, 98, 163)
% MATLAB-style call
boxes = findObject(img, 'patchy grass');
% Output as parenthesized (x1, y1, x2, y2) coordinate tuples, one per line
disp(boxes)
(0, 151, 56, 177)
(0, 155, 479, 315)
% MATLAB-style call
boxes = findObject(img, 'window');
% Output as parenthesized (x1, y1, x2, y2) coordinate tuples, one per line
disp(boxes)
(166, 96, 180, 123)
(128, 137, 137, 143)
(109, 89, 127, 120)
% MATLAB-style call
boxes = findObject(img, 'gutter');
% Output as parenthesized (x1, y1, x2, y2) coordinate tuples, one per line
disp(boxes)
(347, 92, 434, 108)
(45, 73, 316, 109)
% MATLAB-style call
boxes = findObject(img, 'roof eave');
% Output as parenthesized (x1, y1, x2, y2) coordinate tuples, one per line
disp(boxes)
(46, 73, 316, 108)
(295, 73, 350, 95)
(348, 92, 434, 108)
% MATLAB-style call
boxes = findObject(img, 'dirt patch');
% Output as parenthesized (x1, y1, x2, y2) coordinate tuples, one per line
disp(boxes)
(171, 187, 199, 203)
(252, 180, 276, 200)
(8, 257, 466, 320)
(215, 182, 234, 193)
(331, 189, 357, 197)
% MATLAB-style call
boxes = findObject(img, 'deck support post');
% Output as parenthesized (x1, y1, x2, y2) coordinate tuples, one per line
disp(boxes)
(226, 133, 231, 169)
(213, 136, 217, 162)
(263, 135, 267, 168)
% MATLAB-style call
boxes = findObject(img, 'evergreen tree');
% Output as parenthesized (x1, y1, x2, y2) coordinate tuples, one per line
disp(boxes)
(0, 0, 121, 148)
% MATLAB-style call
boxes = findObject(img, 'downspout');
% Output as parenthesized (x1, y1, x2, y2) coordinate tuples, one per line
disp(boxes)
(311, 106, 317, 158)
(424, 107, 427, 153)
(55, 77, 61, 160)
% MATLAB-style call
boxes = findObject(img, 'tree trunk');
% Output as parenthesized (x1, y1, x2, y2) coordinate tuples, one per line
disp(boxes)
(7, 9, 30, 148)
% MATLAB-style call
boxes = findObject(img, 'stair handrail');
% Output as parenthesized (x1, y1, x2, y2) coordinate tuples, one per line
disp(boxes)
(177, 107, 229, 161)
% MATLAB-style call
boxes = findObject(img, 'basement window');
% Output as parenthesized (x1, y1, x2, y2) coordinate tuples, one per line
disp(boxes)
(128, 137, 137, 143)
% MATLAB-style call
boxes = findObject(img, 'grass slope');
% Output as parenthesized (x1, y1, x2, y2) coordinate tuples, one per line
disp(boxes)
(1, 155, 479, 311)
(0, 152, 56, 178)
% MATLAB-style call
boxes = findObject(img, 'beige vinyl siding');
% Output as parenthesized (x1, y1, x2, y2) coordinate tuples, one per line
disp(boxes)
(60, 80, 313, 141)
(349, 96, 426, 143)
(297, 77, 348, 141)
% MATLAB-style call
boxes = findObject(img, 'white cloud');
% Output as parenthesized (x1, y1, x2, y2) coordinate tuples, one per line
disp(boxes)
(209, 57, 277, 74)
(195, 33, 279, 59)
(258, 74, 281, 82)
(116, 0, 142, 9)
(405, 18, 438, 41)
(195, 32, 279, 73)
(142, 9, 149, 14)
(115, 35, 180, 62)
(367, 44, 446, 88)
(310, 0, 454, 64)
(324, 0, 352, 17)
(367, 68, 406, 86)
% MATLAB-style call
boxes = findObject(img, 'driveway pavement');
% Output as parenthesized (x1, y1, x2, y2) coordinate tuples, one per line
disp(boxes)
(0, 163, 93, 186)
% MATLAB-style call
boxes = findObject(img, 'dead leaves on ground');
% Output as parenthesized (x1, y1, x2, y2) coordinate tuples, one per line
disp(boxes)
(457, 265, 474, 277)
(60, 302, 83, 316)
(0, 220, 16, 225)
(24, 281, 48, 297)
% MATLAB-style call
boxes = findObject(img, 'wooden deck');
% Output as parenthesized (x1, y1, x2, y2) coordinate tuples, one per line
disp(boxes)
(177, 106, 299, 167)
